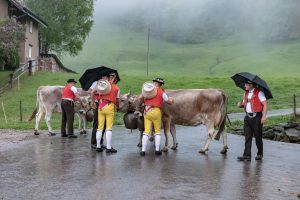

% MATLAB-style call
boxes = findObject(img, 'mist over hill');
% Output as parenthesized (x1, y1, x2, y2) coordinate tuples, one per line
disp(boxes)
(62, 0, 300, 77)
(94, 0, 300, 43)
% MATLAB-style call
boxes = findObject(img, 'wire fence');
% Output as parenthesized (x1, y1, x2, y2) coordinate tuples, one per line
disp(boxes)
(0, 60, 37, 95)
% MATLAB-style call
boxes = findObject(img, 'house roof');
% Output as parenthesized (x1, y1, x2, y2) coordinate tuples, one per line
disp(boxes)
(8, 0, 48, 27)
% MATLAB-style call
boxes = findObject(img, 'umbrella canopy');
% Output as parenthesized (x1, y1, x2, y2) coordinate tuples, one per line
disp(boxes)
(231, 72, 273, 99)
(79, 66, 120, 91)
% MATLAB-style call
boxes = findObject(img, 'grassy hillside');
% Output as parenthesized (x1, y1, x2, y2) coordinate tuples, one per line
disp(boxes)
(62, 23, 300, 77)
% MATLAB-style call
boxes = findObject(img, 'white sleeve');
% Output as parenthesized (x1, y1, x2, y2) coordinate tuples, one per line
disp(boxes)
(162, 92, 169, 102)
(90, 81, 97, 90)
(70, 86, 78, 94)
(258, 91, 266, 102)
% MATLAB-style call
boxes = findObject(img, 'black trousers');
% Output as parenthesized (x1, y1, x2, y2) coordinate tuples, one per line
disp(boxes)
(61, 100, 75, 135)
(91, 103, 106, 145)
(243, 112, 263, 157)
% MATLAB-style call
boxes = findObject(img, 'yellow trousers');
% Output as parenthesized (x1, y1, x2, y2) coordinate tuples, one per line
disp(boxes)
(144, 107, 162, 135)
(98, 103, 115, 130)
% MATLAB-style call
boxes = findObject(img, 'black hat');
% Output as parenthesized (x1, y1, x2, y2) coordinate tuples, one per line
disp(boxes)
(152, 77, 164, 85)
(67, 78, 77, 83)
(245, 79, 254, 84)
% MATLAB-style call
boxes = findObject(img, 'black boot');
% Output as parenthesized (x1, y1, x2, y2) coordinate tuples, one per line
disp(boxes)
(237, 156, 251, 161)
(106, 147, 117, 153)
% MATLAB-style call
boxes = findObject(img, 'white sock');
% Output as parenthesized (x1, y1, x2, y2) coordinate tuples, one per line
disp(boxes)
(155, 134, 161, 151)
(106, 130, 112, 149)
(96, 130, 102, 148)
(142, 134, 149, 152)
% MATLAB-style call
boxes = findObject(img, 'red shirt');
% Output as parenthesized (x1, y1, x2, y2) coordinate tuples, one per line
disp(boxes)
(99, 84, 119, 104)
(243, 88, 263, 113)
(62, 83, 76, 100)
(144, 87, 164, 108)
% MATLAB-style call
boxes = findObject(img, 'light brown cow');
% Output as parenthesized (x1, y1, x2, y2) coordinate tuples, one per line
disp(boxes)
(119, 89, 228, 154)
(28, 86, 93, 135)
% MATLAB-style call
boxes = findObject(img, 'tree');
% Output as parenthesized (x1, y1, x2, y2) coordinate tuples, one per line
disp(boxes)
(25, 0, 94, 56)
(0, 17, 25, 70)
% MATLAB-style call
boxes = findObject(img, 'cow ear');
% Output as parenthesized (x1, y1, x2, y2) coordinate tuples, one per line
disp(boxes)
(129, 96, 135, 103)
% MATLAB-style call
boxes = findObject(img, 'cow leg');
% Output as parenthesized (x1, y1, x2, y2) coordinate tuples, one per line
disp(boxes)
(220, 129, 228, 154)
(199, 124, 214, 154)
(77, 113, 83, 134)
(170, 124, 178, 150)
(82, 115, 87, 134)
(78, 114, 87, 134)
(162, 119, 171, 152)
(34, 109, 44, 135)
(100, 122, 106, 148)
(45, 110, 55, 136)
(137, 131, 142, 147)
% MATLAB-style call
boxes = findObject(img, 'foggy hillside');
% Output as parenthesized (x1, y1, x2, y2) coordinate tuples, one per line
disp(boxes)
(94, 0, 300, 43)
(62, 0, 300, 76)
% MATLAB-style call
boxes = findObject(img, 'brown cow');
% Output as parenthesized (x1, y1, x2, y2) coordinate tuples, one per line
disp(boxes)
(28, 86, 93, 135)
(119, 89, 228, 154)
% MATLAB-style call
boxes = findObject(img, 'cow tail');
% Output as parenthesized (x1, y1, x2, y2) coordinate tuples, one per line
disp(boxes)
(27, 88, 39, 122)
(214, 93, 227, 141)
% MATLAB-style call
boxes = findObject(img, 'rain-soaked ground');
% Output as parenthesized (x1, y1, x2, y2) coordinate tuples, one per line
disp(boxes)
(0, 126, 299, 200)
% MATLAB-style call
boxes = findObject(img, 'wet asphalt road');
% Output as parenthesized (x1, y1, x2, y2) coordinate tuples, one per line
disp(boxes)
(0, 126, 299, 200)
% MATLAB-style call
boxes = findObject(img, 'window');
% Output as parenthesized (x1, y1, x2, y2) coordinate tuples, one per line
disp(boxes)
(29, 44, 32, 58)
(29, 21, 33, 33)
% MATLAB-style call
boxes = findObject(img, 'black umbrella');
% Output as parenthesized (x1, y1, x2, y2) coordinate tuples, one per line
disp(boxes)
(231, 72, 273, 99)
(79, 66, 120, 91)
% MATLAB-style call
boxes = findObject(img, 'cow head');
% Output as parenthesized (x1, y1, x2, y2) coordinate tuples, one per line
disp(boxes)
(74, 95, 94, 121)
(118, 93, 139, 113)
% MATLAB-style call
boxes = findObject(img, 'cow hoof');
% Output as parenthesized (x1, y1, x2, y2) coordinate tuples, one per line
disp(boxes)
(171, 143, 178, 150)
(80, 130, 87, 134)
(49, 132, 56, 136)
(34, 130, 39, 135)
(198, 149, 208, 154)
(214, 136, 220, 141)
(220, 149, 227, 154)
(162, 147, 168, 152)
(137, 143, 142, 147)
(220, 146, 229, 154)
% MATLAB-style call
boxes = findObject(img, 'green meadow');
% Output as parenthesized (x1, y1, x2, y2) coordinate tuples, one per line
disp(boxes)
(0, 23, 300, 130)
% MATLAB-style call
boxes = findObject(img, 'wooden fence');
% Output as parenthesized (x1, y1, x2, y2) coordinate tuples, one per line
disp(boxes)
(0, 60, 37, 95)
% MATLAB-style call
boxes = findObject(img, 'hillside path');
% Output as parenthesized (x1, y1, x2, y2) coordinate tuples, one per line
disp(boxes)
(228, 108, 300, 122)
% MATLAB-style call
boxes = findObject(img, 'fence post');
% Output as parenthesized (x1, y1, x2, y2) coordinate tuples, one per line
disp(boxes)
(9, 73, 13, 89)
(19, 100, 23, 122)
(2, 102, 7, 123)
(28, 60, 32, 76)
(293, 94, 296, 121)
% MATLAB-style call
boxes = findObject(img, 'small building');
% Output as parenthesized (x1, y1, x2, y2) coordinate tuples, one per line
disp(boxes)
(0, 0, 75, 73)
(0, 0, 47, 64)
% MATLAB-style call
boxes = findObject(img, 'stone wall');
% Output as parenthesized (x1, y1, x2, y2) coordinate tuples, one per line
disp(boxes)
(232, 122, 300, 144)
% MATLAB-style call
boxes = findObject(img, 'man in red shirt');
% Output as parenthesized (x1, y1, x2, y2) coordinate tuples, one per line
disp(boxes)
(89, 75, 109, 149)
(139, 77, 173, 156)
(93, 73, 120, 153)
(237, 80, 268, 161)
(61, 79, 80, 138)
